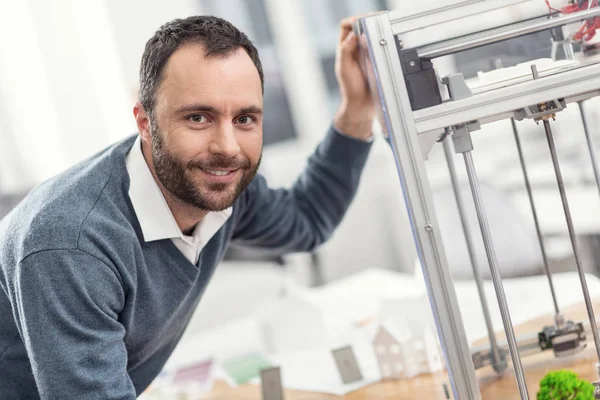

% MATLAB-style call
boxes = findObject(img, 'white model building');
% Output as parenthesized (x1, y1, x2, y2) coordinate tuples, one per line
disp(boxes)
(372, 297, 443, 379)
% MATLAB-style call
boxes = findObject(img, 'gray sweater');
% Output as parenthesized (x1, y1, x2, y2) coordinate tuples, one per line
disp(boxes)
(0, 126, 371, 399)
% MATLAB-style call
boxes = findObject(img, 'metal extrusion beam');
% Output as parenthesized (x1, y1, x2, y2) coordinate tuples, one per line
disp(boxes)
(416, 8, 600, 58)
(359, 13, 482, 400)
(388, 0, 528, 35)
(414, 63, 600, 134)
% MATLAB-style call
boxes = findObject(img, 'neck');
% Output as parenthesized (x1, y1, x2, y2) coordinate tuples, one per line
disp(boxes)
(162, 189, 208, 233)
(141, 141, 208, 233)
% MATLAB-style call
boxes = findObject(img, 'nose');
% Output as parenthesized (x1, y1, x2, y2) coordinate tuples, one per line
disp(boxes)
(208, 123, 241, 158)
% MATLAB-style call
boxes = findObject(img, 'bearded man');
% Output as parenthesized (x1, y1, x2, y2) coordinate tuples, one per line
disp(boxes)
(0, 14, 374, 399)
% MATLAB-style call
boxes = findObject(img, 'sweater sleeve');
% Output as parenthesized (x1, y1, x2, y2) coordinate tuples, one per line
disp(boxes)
(232, 125, 372, 253)
(9, 249, 135, 399)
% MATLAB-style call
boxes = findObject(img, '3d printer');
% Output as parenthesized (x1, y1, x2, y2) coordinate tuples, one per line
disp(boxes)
(355, 1, 600, 398)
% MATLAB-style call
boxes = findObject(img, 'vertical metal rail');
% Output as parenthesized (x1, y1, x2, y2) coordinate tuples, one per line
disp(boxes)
(511, 119, 562, 324)
(542, 119, 600, 362)
(463, 151, 530, 399)
(579, 101, 600, 198)
(358, 13, 482, 399)
(443, 139, 505, 372)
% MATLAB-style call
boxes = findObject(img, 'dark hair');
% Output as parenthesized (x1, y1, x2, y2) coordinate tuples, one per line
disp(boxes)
(139, 15, 264, 116)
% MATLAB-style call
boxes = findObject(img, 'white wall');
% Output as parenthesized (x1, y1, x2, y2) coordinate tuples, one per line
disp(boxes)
(0, 0, 135, 193)
(0, 0, 66, 192)
(104, 0, 200, 100)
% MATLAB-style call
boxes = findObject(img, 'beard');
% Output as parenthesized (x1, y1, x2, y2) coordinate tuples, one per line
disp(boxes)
(150, 124, 261, 212)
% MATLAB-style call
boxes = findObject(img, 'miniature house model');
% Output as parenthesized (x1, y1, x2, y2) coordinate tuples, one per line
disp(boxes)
(373, 297, 444, 379)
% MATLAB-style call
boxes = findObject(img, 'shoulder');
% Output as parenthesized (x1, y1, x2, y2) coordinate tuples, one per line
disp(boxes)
(0, 136, 139, 264)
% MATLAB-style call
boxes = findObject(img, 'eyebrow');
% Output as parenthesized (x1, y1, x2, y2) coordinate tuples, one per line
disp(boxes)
(175, 103, 263, 115)
(238, 106, 263, 115)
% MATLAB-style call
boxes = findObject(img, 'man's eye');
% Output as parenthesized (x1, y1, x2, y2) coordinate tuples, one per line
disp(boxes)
(189, 115, 207, 123)
(236, 116, 255, 125)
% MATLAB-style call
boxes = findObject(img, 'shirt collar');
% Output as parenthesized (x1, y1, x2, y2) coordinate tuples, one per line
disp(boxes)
(125, 135, 232, 243)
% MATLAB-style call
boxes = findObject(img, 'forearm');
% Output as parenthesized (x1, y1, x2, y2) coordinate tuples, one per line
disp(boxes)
(289, 124, 372, 245)
(233, 124, 372, 252)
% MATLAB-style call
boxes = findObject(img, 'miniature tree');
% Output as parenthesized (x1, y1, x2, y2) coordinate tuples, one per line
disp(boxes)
(537, 370, 594, 400)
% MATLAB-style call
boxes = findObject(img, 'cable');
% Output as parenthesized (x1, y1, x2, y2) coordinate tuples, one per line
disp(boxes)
(568, 0, 600, 41)
(545, 0, 561, 12)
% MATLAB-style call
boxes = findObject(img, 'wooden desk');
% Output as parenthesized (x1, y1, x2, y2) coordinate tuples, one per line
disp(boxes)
(204, 301, 600, 399)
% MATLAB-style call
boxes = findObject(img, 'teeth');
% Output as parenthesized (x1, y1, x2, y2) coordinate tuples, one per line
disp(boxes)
(204, 169, 230, 176)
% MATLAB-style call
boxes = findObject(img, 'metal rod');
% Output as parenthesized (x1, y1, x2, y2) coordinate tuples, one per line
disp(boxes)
(543, 119, 600, 362)
(579, 101, 600, 198)
(463, 151, 530, 399)
(419, 8, 600, 58)
(511, 118, 561, 318)
(443, 139, 504, 372)
(531, 64, 539, 80)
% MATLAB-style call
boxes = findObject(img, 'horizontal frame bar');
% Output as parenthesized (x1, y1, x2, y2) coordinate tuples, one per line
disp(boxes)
(417, 8, 600, 59)
(414, 63, 600, 134)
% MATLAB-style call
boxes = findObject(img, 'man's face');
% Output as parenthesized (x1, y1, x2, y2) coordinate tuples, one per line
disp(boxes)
(148, 44, 263, 211)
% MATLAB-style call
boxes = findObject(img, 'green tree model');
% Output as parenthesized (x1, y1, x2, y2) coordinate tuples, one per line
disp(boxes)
(537, 370, 594, 400)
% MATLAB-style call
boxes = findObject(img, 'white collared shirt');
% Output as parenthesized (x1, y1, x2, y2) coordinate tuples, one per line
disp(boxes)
(125, 136, 232, 264)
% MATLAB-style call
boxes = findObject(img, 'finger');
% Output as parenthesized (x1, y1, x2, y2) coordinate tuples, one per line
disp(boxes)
(339, 11, 381, 30)
(338, 12, 385, 42)
(338, 17, 357, 43)
(339, 16, 357, 30)
(340, 31, 358, 55)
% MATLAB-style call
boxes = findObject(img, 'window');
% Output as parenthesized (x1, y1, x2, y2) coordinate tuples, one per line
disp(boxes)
(390, 344, 400, 354)
(377, 345, 386, 355)
(302, 0, 388, 116)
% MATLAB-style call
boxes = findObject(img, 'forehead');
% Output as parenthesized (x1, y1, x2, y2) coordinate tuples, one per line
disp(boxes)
(156, 43, 262, 111)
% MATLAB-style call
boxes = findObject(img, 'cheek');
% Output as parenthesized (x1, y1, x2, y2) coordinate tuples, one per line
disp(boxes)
(166, 128, 212, 161)
(237, 132, 262, 162)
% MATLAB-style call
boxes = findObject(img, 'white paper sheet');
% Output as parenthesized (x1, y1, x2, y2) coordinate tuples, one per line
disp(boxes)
(267, 331, 381, 395)
(166, 268, 600, 395)
(303, 268, 600, 346)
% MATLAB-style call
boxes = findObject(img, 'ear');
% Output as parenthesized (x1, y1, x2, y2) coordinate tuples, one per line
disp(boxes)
(133, 101, 152, 144)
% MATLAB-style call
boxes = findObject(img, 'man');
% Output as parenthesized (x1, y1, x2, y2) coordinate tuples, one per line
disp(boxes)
(0, 15, 374, 398)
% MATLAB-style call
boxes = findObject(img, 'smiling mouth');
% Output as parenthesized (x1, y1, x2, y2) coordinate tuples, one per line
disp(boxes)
(200, 168, 239, 176)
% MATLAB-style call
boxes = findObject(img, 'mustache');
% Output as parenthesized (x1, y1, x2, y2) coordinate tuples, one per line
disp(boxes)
(188, 155, 251, 170)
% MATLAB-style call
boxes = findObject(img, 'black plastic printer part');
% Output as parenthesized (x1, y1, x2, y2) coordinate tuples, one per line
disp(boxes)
(395, 39, 442, 111)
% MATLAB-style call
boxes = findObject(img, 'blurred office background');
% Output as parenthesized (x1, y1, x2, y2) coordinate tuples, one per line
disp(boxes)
(0, 0, 414, 285)
(3, 0, 600, 329)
